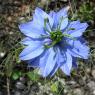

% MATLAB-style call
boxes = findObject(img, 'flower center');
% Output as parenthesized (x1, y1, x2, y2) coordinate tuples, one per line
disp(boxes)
(50, 30, 63, 44)
(44, 30, 76, 49)
(44, 30, 63, 49)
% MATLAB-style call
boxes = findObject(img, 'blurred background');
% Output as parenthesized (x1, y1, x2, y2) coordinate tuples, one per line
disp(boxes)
(0, 0, 95, 95)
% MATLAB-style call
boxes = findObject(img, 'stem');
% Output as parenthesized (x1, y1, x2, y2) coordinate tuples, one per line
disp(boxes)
(7, 77, 10, 95)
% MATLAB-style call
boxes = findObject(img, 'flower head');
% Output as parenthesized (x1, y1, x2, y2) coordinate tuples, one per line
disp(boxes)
(19, 7, 89, 77)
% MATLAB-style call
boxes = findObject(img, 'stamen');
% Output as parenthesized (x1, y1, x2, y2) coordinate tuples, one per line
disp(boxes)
(50, 30, 63, 43)
(63, 33, 76, 40)
(44, 41, 57, 49)
(68, 28, 75, 31)
(44, 18, 50, 33)
(58, 16, 67, 30)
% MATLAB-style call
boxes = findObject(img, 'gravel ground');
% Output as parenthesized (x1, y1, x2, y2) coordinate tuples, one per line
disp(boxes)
(0, 0, 95, 95)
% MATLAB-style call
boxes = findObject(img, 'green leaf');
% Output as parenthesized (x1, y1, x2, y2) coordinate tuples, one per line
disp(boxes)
(12, 71, 21, 80)
(27, 70, 39, 82)
(51, 82, 58, 92)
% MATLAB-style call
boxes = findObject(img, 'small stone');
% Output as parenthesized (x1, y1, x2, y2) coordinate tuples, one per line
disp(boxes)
(73, 88, 84, 95)
(93, 90, 95, 95)
(9, 32, 13, 35)
(14, 91, 21, 95)
(51, 0, 55, 2)
(21, 5, 30, 14)
(87, 81, 95, 90)
(16, 82, 25, 90)
(86, 68, 91, 73)
(40, 0, 49, 6)
(7, 16, 12, 22)
(64, 89, 68, 93)
(0, 91, 3, 95)
(0, 52, 5, 58)
(19, 77, 25, 83)
(29, 85, 39, 95)
(67, 81, 76, 85)
(82, 76, 86, 81)
(92, 69, 95, 79)
(30, 85, 39, 92)
(49, 93, 53, 95)
(60, 0, 68, 2)
(38, 82, 41, 86)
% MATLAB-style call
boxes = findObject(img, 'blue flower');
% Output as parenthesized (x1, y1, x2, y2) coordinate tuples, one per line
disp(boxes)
(19, 7, 89, 77)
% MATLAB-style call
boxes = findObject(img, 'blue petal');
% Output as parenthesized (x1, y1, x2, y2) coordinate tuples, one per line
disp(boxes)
(72, 57, 78, 68)
(57, 7, 68, 20)
(49, 48, 64, 77)
(40, 48, 56, 77)
(49, 11, 57, 29)
(21, 37, 43, 47)
(35, 7, 54, 28)
(67, 20, 88, 37)
(27, 57, 40, 67)
(49, 8, 68, 30)
(39, 50, 49, 68)
(67, 39, 89, 59)
(33, 11, 44, 27)
(56, 7, 68, 30)
(19, 44, 44, 60)
(56, 48, 66, 66)
(60, 18, 68, 30)
(60, 51, 72, 75)
(49, 63, 59, 77)
(19, 20, 45, 38)
(78, 37, 88, 45)
(49, 11, 56, 21)
(37, 50, 49, 76)
(49, 47, 67, 77)
(67, 48, 82, 58)
(27, 51, 50, 68)
(21, 37, 34, 45)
